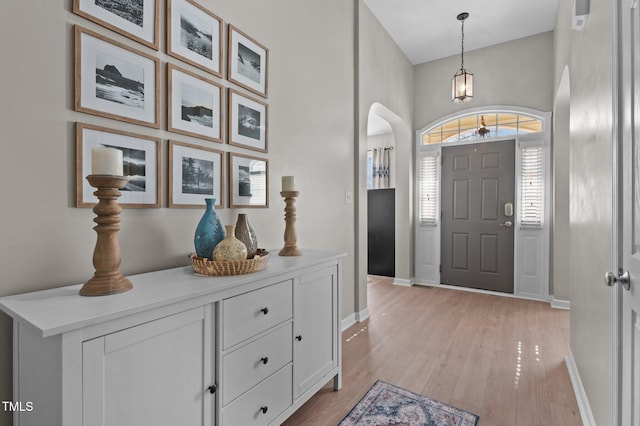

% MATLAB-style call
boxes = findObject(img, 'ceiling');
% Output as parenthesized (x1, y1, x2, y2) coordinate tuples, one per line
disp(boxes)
(363, 0, 559, 65)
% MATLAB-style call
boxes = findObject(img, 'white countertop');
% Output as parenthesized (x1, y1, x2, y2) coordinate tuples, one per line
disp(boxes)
(0, 249, 346, 337)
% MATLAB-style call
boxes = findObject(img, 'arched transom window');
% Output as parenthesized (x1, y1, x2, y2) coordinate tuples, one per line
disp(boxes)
(421, 112, 543, 144)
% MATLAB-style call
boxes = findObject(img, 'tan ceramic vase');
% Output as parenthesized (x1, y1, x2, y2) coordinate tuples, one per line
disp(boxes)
(235, 214, 258, 259)
(213, 225, 248, 261)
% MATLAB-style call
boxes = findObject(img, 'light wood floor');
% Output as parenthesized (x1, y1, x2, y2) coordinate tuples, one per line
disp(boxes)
(283, 275, 581, 426)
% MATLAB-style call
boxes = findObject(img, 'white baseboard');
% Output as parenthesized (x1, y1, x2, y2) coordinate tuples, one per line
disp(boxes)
(341, 313, 356, 331)
(341, 308, 370, 331)
(393, 277, 413, 287)
(551, 297, 570, 310)
(565, 355, 596, 426)
(356, 307, 370, 322)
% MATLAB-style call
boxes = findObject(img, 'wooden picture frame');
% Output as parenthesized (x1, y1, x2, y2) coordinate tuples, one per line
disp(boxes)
(168, 64, 223, 143)
(228, 152, 268, 208)
(73, 0, 159, 50)
(227, 24, 269, 98)
(167, 0, 223, 77)
(75, 26, 160, 128)
(169, 140, 224, 208)
(228, 88, 268, 153)
(76, 123, 161, 208)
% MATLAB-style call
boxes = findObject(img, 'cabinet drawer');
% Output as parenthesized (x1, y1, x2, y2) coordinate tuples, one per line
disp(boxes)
(222, 322, 292, 405)
(222, 365, 292, 426)
(222, 280, 293, 349)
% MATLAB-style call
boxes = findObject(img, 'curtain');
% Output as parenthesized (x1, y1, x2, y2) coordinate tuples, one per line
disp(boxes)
(372, 147, 391, 189)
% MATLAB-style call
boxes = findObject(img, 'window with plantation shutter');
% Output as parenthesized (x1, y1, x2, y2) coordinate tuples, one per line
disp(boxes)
(420, 153, 438, 224)
(520, 145, 543, 227)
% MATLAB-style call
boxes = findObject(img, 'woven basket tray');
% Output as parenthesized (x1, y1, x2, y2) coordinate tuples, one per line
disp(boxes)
(190, 249, 270, 276)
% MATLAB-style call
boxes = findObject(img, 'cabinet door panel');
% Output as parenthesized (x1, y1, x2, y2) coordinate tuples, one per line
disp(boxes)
(83, 307, 213, 426)
(294, 266, 337, 398)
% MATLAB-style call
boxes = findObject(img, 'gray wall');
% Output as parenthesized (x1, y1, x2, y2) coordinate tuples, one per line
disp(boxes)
(413, 31, 554, 129)
(0, 1, 355, 423)
(357, 1, 414, 313)
(553, 0, 615, 423)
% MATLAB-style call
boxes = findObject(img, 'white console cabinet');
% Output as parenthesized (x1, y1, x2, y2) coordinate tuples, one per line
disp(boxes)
(0, 250, 344, 426)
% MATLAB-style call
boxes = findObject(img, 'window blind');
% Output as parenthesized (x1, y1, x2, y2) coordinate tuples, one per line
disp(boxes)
(420, 153, 438, 223)
(520, 146, 543, 227)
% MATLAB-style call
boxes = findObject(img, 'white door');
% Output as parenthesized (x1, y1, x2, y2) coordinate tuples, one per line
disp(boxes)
(618, 0, 640, 423)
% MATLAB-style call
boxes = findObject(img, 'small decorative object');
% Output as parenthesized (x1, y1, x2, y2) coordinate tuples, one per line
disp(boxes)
(76, 123, 161, 208)
(190, 249, 269, 276)
(168, 64, 223, 143)
(228, 88, 268, 153)
(235, 214, 258, 258)
(227, 24, 269, 98)
(194, 198, 225, 259)
(279, 176, 302, 256)
(168, 141, 224, 208)
(75, 26, 160, 128)
(80, 148, 132, 296)
(213, 225, 248, 261)
(167, 0, 223, 77)
(229, 153, 269, 208)
(73, 0, 159, 50)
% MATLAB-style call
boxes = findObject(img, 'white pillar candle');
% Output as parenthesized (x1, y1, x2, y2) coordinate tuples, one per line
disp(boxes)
(91, 147, 123, 176)
(282, 176, 296, 192)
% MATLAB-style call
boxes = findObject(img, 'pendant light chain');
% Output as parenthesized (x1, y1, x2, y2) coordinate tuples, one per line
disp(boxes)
(460, 18, 465, 70)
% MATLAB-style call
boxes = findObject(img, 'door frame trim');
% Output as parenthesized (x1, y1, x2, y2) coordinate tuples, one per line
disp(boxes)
(414, 106, 551, 301)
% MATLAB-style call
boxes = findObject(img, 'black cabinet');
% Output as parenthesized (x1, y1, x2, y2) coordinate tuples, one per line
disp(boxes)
(367, 188, 395, 277)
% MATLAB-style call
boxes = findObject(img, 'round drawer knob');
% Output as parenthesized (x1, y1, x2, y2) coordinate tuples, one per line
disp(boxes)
(261, 307, 269, 315)
(261, 356, 269, 365)
(260, 406, 268, 414)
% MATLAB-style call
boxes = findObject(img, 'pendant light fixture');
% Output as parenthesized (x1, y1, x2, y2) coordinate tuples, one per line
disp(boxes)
(452, 12, 474, 103)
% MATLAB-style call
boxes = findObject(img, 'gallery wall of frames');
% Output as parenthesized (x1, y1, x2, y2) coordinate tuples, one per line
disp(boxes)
(73, 0, 270, 209)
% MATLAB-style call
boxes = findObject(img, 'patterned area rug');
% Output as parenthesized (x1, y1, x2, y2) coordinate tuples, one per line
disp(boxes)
(339, 380, 479, 426)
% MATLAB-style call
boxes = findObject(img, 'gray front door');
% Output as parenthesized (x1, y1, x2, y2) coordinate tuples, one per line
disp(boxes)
(441, 140, 515, 293)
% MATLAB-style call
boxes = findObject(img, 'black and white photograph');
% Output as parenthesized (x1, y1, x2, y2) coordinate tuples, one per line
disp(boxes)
(168, 0, 222, 77)
(238, 165, 251, 197)
(76, 123, 161, 208)
(168, 64, 222, 142)
(229, 153, 268, 208)
(95, 52, 145, 109)
(237, 43, 261, 84)
(228, 88, 268, 152)
(182, 157, 214, 195)
(75, 26, 160, 128)
(228, 25, 269, 98)
(169, 141, 223, 208)
(101, 144, 147, 191)
(73, 0, 159, 49)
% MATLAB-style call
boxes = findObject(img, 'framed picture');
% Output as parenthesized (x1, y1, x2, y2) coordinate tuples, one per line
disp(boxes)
(75, 26, 160, 128)
(228, 88, 268, 153)
(228, 153, 268, 208)
(169, 141, 224, 208)
(76, 123, 161, 208)
(168, 64, 223, 142)
(227, 24, 269, 98)
(73, 0, 159, 50)
(167, 0, 223, 77)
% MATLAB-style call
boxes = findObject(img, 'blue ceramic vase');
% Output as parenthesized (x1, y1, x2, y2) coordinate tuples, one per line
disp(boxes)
(194, 198, 225, 259)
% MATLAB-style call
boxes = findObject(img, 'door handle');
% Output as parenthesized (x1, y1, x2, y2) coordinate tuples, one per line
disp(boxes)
(604, 270, 630, 291)
(498, 220, 513, 228)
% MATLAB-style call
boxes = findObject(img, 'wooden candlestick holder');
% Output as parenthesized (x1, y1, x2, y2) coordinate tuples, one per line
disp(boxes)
(80, 175, 133, 297)
(279, 191, 302, 256)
